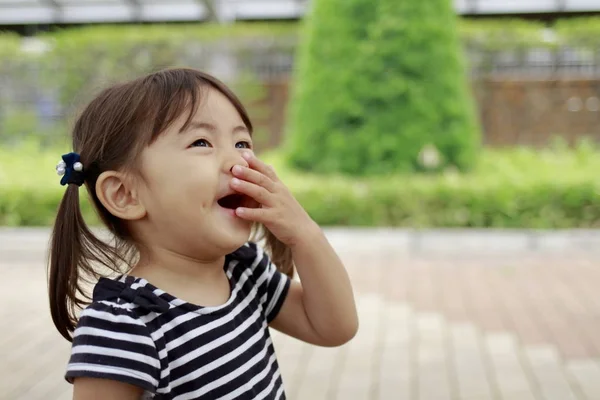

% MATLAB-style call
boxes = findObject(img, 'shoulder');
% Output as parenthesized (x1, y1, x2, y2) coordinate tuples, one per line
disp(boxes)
(72, 277, 165, 350)
(67, 295, 161, 392)
(73, 298, 157, 350)
(77, 298, 149, 328)
(229, 242, 291, 321)
(229, 241, 272, 275)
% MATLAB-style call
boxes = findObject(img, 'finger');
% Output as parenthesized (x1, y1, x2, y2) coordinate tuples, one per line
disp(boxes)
(235, 206, 268, 222)
(232, 165, 275, 192)
(242, 152, 278, 181)
(231, 178, 273, 206)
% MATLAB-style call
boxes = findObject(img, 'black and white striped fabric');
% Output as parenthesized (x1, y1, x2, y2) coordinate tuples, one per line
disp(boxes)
(65, 242, 291, 399)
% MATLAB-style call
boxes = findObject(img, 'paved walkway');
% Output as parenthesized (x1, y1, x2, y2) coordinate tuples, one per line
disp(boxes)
(2, 228, 600, 400)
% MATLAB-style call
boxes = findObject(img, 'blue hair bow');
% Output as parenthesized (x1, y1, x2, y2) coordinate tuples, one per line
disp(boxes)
(56, 152, 85, 186)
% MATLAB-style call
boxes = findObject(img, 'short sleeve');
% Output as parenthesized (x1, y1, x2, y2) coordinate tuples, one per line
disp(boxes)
(248, 243, 291, 323)
(65, 302, 161, 393)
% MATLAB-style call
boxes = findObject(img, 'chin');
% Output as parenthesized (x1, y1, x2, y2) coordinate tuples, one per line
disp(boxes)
(235, 221, 253, 242)
(219, 219, 253, 251)
(218, 232, 251, 256)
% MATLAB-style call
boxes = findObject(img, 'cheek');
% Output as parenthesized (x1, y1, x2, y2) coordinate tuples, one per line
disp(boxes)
(180, 168, 221, 210)
(139, 155, 220, 212)
(137, 165, 181, 211)
(202, 177, 221, 207)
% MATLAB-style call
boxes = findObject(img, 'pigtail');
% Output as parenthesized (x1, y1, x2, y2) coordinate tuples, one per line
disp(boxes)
(48, 185, 86, 341)
(48, 184, 122, 342)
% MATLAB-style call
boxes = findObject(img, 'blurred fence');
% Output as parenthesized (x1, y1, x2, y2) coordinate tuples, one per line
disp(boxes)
(1, 37, 599, 150)
(469, 46, 600, 146)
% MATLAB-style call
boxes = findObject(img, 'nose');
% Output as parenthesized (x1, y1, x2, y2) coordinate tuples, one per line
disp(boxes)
(224, 150, 250, 174)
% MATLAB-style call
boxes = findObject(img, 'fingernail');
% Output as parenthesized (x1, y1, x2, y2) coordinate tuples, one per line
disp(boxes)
(232, 165, 243, 174)
(242, 152, 252, 160)
(231, 178, 241, 185)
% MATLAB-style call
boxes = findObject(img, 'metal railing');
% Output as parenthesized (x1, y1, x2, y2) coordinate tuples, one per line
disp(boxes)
(468, 47, 600, 78)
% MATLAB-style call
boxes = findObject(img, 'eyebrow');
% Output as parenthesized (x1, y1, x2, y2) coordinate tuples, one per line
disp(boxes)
(182, 121, 251, 136)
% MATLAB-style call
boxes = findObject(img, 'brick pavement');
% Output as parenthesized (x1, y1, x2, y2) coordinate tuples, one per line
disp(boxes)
(2, 228, 600, 399)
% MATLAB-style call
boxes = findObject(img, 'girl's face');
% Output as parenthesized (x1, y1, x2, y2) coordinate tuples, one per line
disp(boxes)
(133, 87, 259, 259)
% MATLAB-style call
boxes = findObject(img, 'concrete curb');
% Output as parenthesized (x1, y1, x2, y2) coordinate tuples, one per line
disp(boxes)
(1, 227, 600, 257)
(322, 228, 600, 255)
(0, 227, 600, 261)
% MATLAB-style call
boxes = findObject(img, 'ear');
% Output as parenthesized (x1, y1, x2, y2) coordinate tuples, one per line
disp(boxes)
(95, 171, 146, 221)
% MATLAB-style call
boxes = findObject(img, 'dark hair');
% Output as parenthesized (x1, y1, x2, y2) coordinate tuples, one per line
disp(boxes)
(48, 68, 293, 342)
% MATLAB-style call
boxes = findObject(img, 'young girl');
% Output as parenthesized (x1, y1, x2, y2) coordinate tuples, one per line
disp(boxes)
(48, 68, 358, 400)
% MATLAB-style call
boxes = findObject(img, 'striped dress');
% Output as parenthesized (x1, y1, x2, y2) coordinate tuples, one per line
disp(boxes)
(65, 242, 291, 399)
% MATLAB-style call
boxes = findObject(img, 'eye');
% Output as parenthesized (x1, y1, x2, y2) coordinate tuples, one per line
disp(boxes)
(190, 139, 212, 148)
(236, 141, 252, 149)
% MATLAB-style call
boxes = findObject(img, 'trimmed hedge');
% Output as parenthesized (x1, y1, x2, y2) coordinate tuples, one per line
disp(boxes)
(2, 143, 599, 228)
(555, 17, 600, 49)
(286, 0, 480, 176)
(3, 174, 598, 228)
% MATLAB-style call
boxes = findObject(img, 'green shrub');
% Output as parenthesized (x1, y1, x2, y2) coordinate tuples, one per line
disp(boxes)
(0, 108, 37, 142)
(286, 0, 481, 175)
(291, 178, 599, 228)
(555, 17, 600, 50)
(2, 144, 599, 228)
(0, 33, 21, 67)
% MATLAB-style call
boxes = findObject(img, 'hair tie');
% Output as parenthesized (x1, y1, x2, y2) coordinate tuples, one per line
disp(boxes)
(56, 152, 85, 187)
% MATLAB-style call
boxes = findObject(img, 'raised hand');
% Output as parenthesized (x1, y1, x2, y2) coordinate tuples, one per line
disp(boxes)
(230, 152, 318, 247)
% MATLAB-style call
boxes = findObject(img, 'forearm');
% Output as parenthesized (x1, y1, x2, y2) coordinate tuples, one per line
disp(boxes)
(290, 223, 358, 343)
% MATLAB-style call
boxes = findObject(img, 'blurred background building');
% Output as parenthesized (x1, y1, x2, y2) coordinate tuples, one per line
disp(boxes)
(1, 0, 599, 151)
